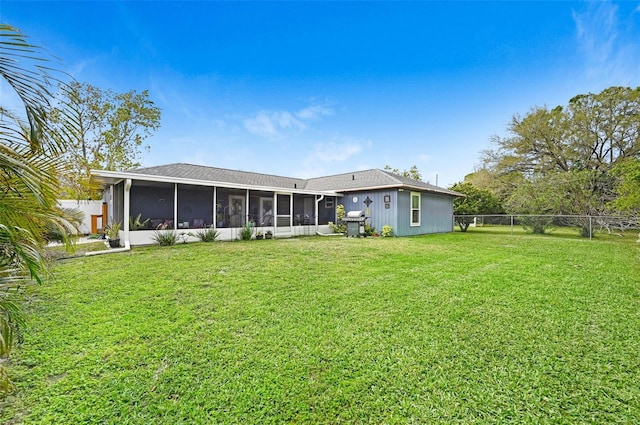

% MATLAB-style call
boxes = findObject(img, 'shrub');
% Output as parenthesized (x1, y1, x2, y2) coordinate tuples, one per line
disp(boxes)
(195, 227, 219, 242)
(520, 216, 554, 234)
(239, 223, 254, 240)
(364, 224, 376, 237)
(382, 225, 393, 237)
(152, 229, 177, 246)
(328, 204, 347, 234)
(328, 221, 346, 234)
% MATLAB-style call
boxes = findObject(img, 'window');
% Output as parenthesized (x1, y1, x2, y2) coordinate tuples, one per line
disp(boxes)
(410, 192, 421, 226)
(325, 197, 334, 208)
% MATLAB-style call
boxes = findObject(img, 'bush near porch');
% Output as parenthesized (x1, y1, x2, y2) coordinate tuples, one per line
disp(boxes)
(2, 233, 639, 423)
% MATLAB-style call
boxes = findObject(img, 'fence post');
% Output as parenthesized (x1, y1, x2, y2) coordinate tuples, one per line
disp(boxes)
(589, 216, 592, 240)
(511, 215, 514, 235)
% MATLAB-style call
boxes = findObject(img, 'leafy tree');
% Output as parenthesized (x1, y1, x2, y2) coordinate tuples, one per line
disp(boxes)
(481, 86, 640, 223)
(0, 25, 75, 376)
(610, 158, 640, 214)
(464, 167, 524, 203)
(52, 81, 161, 199)
(449, 182, 503, 231)
(384, 164, 422, 181)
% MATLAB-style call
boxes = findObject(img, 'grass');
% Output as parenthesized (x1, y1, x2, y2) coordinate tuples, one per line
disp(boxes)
(2, 232, 640, 423)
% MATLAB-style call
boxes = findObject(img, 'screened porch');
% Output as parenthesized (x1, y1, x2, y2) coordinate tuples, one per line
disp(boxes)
(126, 181, 337, 234)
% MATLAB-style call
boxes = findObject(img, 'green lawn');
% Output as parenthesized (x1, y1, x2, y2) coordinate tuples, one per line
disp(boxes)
(3, 232, 640, 423)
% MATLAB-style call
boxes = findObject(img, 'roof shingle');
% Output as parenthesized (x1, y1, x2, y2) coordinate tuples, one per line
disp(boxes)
(99, 163, 463, 197)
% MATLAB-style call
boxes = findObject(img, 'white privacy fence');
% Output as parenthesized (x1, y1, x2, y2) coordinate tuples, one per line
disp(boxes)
(454, 214, 640, 240)
(58, 200, 105, 234)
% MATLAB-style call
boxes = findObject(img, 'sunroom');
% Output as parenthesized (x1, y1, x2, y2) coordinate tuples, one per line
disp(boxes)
(100, 171, 340, 245)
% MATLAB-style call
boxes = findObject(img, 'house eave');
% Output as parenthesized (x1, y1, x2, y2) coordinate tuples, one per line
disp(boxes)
(334, 183, 464, 197)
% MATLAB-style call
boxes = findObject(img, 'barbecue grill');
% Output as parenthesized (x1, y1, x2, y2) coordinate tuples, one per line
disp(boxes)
(342, 210, 367, 237)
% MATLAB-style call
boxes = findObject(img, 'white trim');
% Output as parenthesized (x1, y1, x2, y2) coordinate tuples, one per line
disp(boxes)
(174, 184, 179, 230)
(245, 189, 250, 224)
(213, 187, 218, 228)
(410, 191, 421, 227)
(123, 179, 132, 246)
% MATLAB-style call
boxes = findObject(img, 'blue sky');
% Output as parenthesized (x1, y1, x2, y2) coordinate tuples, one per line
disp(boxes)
(2, 1, 640, 187)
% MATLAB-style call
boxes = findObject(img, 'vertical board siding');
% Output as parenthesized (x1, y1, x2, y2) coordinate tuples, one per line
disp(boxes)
(338, 190, 397, 234)
(396, 190, 453, 236)
(422, 193, 454, 233)
(396, 190, 411, 236)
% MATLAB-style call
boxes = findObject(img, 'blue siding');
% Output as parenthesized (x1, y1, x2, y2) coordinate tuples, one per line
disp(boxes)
(338, 190, 397, 234)
(422, 193, 454, 233)
(395, 190, 453, 236)
(338, 189, 454, 236)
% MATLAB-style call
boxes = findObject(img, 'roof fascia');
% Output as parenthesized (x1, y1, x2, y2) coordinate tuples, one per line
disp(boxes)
(335, 183, 463, 197)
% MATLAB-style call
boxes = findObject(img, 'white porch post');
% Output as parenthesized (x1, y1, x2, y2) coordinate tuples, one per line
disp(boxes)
(174, 183, 178, 230)
(273, 194, 278, 231)
(213, 186, 217, 228)
(245, 189, 250, 225)
(107, 184, 114, 223)
(123, 179, 132, 246)
(289, 194, 293, 227)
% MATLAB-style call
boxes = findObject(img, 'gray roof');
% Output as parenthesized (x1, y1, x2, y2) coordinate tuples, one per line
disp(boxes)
(101, 163, 462, 197)
(131, 163, 306, 190)
(305, 169, 463, 197)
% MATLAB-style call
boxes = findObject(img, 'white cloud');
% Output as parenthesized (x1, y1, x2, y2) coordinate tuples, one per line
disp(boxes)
(311, 141, 363, 162)
(244, 110, 305, 139)
(296, 104, 334, 120)
(291, 137, 373, 178)
(243, 103, 334, 140)
(572, 1, 640, 82)
(573, 2, 617, 63)
(307, 137, 371, 163)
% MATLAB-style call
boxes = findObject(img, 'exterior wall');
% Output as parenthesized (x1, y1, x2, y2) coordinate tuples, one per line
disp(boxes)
(339, 190, 397, 235)
(117, 178, 454, 245)
(422, 192, 454, 233)
(395, 190, 454, 236)
(58, 200, 104, 234)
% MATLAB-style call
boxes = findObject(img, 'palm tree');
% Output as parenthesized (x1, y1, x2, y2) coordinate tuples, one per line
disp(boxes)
(0, 24, 74, 366)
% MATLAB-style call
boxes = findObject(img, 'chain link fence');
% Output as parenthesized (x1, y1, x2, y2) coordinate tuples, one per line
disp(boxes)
(454, 214, 640, 240)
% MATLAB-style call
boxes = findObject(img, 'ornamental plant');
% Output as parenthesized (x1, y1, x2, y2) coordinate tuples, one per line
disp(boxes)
(328, 204, 347, 234)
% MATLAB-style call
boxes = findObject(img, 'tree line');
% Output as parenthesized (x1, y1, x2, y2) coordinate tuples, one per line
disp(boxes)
(450, 86, 640, 234)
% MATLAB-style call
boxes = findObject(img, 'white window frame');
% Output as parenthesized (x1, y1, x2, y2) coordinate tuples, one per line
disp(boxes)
(410, 192, 421, 226)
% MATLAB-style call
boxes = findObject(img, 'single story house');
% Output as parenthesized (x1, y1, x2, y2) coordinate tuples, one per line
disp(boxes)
(91, 163, 463, 245)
